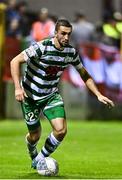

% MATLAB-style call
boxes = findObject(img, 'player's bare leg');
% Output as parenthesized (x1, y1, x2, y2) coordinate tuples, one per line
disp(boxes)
(51, 118, 67, 141)
(35, 118, 67, 161)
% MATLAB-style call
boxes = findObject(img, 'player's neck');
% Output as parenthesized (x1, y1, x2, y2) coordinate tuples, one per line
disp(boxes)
(53, 37, 64, 51)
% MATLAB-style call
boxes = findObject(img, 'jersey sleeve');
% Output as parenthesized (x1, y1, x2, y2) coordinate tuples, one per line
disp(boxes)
(71, 50, 83, 69)
(22, 42, 44, 62)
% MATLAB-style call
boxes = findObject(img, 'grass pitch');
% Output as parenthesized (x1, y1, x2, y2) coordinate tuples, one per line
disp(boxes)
(0, 119, 122, 179)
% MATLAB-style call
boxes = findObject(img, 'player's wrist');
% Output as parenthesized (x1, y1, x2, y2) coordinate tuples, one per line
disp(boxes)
(96, 92, 102, 98)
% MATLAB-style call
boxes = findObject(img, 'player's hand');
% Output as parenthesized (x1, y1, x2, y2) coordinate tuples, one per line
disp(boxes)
(15, 87, 28, 102)
(97, 94, 115, 108)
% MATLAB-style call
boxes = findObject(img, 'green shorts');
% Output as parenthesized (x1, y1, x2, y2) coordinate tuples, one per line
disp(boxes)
(21, 92, 66, 131)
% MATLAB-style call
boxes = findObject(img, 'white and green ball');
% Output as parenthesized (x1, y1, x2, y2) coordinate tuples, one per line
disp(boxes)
(37, 157, 59, 176)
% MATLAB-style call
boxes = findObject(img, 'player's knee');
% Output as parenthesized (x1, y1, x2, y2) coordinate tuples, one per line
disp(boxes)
(29, 130, 41, 143)
(55, 127, 67, 139)
(30, 133, 40, 143)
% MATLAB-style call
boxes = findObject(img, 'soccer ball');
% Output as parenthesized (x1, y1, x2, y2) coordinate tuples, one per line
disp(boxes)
(37, 157, 59, 176)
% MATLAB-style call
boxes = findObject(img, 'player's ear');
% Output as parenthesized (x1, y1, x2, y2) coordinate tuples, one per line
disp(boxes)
(55, 30, 57, 36)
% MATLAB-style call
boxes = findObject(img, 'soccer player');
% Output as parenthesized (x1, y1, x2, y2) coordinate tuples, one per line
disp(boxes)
(10, 19, 114, 169)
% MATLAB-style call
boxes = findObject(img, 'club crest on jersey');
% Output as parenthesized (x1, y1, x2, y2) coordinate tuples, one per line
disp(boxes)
(64, 56, 73, 63)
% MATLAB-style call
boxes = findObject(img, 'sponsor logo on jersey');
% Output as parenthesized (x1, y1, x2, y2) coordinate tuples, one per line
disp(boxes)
(46, 66, 63, 76)
(64, 56, 73, 63)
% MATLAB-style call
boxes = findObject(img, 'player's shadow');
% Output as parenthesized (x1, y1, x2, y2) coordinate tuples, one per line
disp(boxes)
(17, 173, 122, 179)
(19, 172, 86, 179)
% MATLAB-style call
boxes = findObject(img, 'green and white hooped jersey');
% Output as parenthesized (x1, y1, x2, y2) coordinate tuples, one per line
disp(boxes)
(22, 38, 83, 100)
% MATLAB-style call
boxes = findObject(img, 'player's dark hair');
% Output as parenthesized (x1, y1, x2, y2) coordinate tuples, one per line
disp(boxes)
(55, 19, 72, 31)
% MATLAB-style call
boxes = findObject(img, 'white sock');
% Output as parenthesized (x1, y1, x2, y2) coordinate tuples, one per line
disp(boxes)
(35, 132, 60, 161)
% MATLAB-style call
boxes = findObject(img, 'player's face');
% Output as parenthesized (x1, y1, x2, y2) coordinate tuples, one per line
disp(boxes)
(55, 26, 72, 47)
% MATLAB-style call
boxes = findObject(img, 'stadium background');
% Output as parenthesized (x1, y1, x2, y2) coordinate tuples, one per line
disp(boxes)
(0, 0, 122, 120)
(1, 1, 122, 179)
(16, 0, 121, 23)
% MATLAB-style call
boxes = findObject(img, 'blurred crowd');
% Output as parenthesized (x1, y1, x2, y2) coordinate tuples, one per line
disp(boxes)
(4, 0, 122, 47)
(2, 0, 122, 104)
(5, 0, 57, 42)
(70, 10, 122, 104)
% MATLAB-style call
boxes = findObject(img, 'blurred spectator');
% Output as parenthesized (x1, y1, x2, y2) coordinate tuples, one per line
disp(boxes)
(101, 45, 121, 90)
(6, 0, 19, 23)
(113, 11, 122, 22)
(91, 22, 104, 43)
(71, 12, 95, 48)
(92, 22, 115, 46)
(102, 16, 121, 48)
(6, 0, 20, 36)
(100, 44, 122, 103)
(31, 7, 55, 42)
(113, 12, 122, 41)
(6, 18, 21, 39)
(16, 1, 36, 37)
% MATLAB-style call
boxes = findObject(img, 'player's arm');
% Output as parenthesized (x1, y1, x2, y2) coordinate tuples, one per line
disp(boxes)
(10, 53, 27, 102)
(77, 66, 115, 108)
